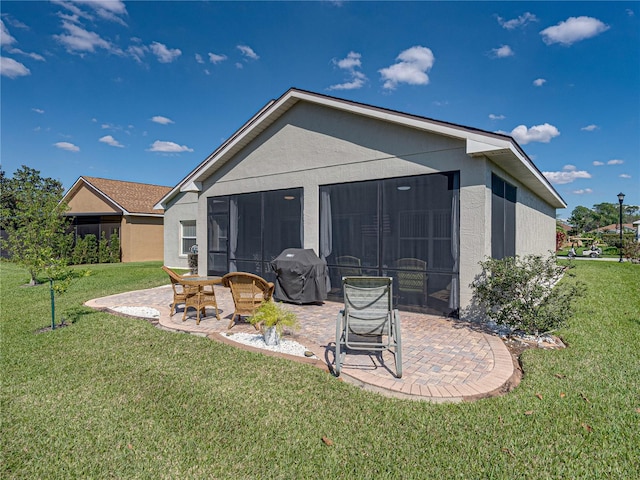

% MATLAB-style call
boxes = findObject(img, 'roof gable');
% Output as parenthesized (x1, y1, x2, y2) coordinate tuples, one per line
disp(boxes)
(64, 177, 172, 215)
(157, 88, 566, 209)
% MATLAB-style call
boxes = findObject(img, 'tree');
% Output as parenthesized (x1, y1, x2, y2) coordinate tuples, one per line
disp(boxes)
(592, 202, 618, 229)
(0, 166, 71, 285)
(568, 205, 594, 233)
(623, 205, 640, 223)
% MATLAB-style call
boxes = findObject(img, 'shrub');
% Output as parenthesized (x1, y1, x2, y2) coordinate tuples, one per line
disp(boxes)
(71, 236, 87, 265)
(108, 233, 120, 263)
(555, 230, 566, 251)
(98, 231, 110, 263)
(84, 234, 98, 264)
(622, 240, 640, 263)
(470, 254, 581, 336)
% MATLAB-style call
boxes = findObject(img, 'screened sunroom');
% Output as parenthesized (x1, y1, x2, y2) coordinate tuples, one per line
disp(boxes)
(158, 88, 564, 319)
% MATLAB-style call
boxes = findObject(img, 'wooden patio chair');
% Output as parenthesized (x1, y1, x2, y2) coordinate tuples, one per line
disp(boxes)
(335, 276, 402, 378)
(162, 266, 198, 316)
(221, 272, 275, 329)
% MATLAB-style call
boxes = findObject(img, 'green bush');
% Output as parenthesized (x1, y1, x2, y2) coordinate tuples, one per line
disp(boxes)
(471, 254, 582, 336)
(622, 239, 640, 262)
(84, 234, 98, 264)
(601, 232, 635, 247)
(98, 231, 110, 263)
(71, 236, 87, 265)
(108, 233, 120, 263)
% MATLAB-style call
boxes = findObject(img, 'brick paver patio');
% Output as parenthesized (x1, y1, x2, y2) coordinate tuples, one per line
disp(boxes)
(86, 284, 516, 402)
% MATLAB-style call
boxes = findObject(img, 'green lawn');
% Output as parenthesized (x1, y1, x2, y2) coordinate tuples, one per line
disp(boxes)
(1, 261, 638, 478)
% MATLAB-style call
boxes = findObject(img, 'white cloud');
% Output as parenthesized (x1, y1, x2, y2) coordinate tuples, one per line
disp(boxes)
(147, 140, 193, 153)
(329, 51, 367, 90)
(1, 20, 45, 64)
(54, 141, 80, 152)
(543, 164, 591, 185)
(54, 20, 120, 54)
(489, 114, 505, 120)
(32, 108, 44, 114)
(99, 135, 123, 147)
(54, 0, 128, 25)
(151, 115, 174, 125)
(571, 188, 593, 195)
(608, 159, 624, 165)
(581, 124, 598, 131)
(150, 41, 181, 63)
(6, 47, 46, 61)
(208, 52, 227, 64)
(491, 45, 514, 58)
(194, 53, 204, 64)
(620, 174, 631, 178)
(335, 51, 361, 70)
(497, 12, 538, 30)
(379, 46, 435, 90)
(592, 161, 604, 166)
(540, 16, 609, 46)
(1, 20, 17, 46)
(237, 45, 259, 60)
(501, 123, 560, 144)
(127, 44, 147, 63)
(0, 56, 30, 78)
(533, 78, 546, 87)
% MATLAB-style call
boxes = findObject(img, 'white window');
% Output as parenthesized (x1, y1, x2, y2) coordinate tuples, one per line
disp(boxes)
(180, 221, 196, 255)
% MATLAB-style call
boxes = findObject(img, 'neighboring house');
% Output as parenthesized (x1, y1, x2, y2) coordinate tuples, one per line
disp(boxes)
(634, 220, 640, 242)
(156, 88, 566, 317)
(63, 176, 171, 262)
(589, 223, 636, 234)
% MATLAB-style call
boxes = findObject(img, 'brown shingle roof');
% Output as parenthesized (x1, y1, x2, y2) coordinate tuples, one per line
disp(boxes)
(82, 176, 172, 215)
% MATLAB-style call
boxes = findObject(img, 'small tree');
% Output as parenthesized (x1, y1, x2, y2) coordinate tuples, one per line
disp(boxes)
(0, 166, 71, 285)
(471, 254, 581, 336)
(108, 233, 121, 263)
(84, 234, 98, 264)
(71, 236, 87, 265)
(98, 231, 110, 263)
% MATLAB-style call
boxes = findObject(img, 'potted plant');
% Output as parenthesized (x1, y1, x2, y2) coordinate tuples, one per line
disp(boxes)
(250, 301, 299, 346)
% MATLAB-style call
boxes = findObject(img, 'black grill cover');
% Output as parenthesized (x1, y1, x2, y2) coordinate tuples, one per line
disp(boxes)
(271, 248, 328, 304)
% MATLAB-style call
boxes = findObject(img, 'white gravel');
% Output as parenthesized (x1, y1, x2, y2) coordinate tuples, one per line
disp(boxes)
(112, 306, 160, 318)
(224, 333, 317, 358)
(109, 306, 316, 358)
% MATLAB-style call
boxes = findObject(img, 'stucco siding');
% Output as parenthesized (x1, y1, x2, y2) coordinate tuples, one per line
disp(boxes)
(120, 216, 164, 262)
(516, 188, 557, 255)
(66, 185, 118, 213)
(458, 158, 491, 310)
(164, 191, 198, 269)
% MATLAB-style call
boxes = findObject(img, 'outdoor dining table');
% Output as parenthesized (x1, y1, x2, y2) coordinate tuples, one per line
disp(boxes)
(179, 276, 222, 324)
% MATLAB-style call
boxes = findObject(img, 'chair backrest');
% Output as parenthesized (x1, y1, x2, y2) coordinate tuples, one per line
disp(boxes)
(221, 272, 275, 310)
(343, 276, 393, 336)
(336, 256, 363, 277)
(163, 265, 184, 291)
(395, 258, 427, 292)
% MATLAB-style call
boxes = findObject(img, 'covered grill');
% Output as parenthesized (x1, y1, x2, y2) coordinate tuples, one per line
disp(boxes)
(271, 248, 328, 304)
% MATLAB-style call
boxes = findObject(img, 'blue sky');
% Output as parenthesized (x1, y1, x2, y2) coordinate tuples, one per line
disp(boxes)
(1, 1, 638, 218)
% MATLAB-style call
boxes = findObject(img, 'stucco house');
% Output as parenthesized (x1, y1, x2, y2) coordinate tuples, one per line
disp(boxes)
(156, 88, 566, 316)
(63, 176, 171, 262)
